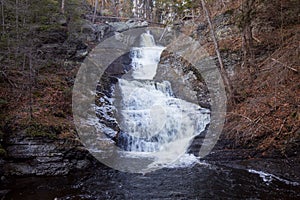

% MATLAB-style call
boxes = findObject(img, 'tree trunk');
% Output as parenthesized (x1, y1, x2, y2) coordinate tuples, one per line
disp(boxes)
(241, 0, 255, 69)
(1, 0, 4, 35)
(152, 7, 157, 22)
(100, 0, 104, 15)
(15, 0, 19, 63)
(111, 0, 116, 16)
(28, 51, 33, 120)
(92, 0, 98, 23)
(15, 0, 19, 40)
(201, 0, 233, 101)
(61, 0, 65, 14)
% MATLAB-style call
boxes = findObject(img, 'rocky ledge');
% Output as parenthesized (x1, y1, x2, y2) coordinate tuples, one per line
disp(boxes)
(2, 132, 95, 177)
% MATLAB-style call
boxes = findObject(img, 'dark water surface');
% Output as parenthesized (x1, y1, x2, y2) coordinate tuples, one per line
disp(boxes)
(1, 162, 299, 200)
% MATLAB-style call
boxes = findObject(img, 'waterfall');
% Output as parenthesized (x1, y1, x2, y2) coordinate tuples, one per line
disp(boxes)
(94, 30, 210, 171)
(140, 30, 156, 47)
(114, 31, 210, 157)
(130, 31, 165, 80)
(116, 79, 210, 153)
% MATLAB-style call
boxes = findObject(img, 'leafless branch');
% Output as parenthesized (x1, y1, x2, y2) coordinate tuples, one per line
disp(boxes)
(200, 0, 233, 100)
(271, 58, 298, 73)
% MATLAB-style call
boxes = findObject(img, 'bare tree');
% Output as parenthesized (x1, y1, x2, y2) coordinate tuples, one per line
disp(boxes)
(1, 0, 4, 35)
(100, 0, 104, 15)
(15, 0, 19, 40)
(28, 50, 33, 120)
(144, 0, 151, 20)
(61, 0, 65, 14)
(241, 0, 255, 68)
(92, 0, 98, 23)
(111, 0, 116, 16)
(201, 0, 233, 101)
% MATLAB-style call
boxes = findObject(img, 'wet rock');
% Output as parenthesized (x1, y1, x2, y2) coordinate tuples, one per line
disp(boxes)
(155, 51, 211, 109)
(94, 53, 133, 141)
(6, 144, 57, 159)
(3, 132, 93, 176)
(75, 49, 89, 60)
(79, 21, 115, 43)
(81, 21, 96, 34)
(109, 21, 129, 32)
(94, 24, 113, 41)
(66, 20, 147, 61)
(74, 160, 90, 170)
(79, 20, 98, 42)
(104, 52, 132, 76)
(0, 190, 9, 199)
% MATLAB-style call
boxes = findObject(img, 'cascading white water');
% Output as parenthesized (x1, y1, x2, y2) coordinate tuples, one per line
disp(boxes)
(115, 31, 211, 159)
(117, 79, 210, 153)
(130, 31, 165, 80)
(93, 31, 210, 171)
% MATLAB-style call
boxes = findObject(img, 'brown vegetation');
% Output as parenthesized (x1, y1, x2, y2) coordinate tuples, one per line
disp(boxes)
(177, 0, 299, 158)
(207, 0, 299, 157)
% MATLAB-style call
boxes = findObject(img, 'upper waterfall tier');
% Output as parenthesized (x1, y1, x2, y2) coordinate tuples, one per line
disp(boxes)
(131, 31, 165, 80)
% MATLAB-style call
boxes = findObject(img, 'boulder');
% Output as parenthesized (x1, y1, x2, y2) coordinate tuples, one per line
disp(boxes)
(94, 24, 113, 41)
(108, 20, 148, 32)
(154, 51, 211, 109)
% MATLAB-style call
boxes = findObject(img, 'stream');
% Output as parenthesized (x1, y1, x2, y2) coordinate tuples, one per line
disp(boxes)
(2, 163, 299, 199)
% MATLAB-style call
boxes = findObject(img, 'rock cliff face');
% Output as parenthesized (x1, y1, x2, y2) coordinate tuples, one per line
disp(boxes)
(155, 51, 210, 109)
(3, 132, 93, 176)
